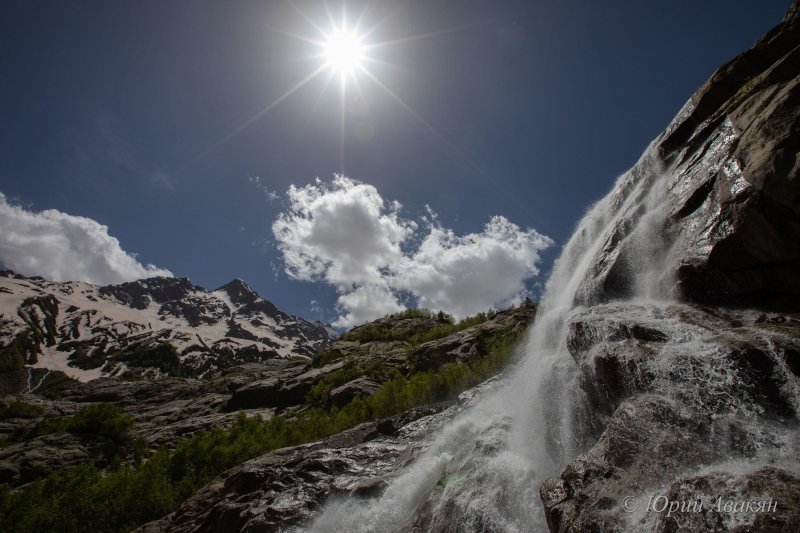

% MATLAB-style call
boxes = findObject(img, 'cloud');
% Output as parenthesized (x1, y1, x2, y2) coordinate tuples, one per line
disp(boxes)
(273, 176, 414, 288)
(396, 216, 552, 319)
(249, 176, 279, 201)
(272, 176, 552, 328)
(332, 284, 406, 328)
(0, 193, 172, 285)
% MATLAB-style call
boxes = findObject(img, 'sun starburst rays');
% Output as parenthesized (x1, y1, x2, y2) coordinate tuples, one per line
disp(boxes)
(322, 28, 366, 78)
(168, 3, 481, 183)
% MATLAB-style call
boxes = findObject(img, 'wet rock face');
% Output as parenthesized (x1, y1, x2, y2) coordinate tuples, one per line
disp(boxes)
(580, 3, 800, 313)
(666, 6, 800, 312)
(566, 304, 800, 418)
(653, 468, 800, 533)
(542, 303, 800, 532)
(541, 400, 800, 533)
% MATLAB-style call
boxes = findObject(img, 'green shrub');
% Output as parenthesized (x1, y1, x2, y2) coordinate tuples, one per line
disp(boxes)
(0, 399, 44, 420)
(12, 403, 133, 444)
(406, 309, 498, 345)
(69, 403, 133, 441)
(0, 458, 180, 533)
(392, 308, 435, 320)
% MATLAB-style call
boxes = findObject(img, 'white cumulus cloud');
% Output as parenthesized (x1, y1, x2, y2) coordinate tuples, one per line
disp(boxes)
(272, 176, 552, 328)
(396, 216, 552, 319)
(0, 192, 172, 285)
(333, 284, 406, 328)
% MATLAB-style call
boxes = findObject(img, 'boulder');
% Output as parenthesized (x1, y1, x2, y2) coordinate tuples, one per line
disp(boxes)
(0, 432, 96, 486)
(329, 377, 380, 407)
(225, 360, 348, 411)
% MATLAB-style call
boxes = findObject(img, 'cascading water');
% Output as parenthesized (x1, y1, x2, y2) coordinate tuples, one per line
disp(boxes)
(308, 131, 682, 532)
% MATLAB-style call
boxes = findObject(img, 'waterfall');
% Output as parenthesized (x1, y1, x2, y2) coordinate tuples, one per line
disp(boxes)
(308, 124, 685, 532)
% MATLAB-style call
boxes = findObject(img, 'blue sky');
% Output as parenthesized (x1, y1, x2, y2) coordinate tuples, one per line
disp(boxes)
(0, 1, 789, 326)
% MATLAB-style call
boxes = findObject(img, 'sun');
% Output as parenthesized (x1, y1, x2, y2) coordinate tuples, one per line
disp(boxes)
(322, 27, 366, 79)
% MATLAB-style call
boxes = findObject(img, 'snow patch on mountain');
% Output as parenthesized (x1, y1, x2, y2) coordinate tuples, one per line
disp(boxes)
(0, 271, 337, 382)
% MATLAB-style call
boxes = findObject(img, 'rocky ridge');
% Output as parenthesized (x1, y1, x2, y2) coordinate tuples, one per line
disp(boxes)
(0, 271, 338, 385)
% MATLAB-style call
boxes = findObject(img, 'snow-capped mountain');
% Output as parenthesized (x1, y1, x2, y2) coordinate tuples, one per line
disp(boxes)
(0, 271, 338, 381)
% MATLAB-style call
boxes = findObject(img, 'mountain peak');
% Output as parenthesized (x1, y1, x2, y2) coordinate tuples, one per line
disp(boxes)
(215, 278, 261, 306)
(99, 276, 196, 307)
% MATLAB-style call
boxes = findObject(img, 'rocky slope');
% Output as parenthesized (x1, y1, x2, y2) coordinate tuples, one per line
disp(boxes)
(0, 305, 534, 492)
(541, 304, 799, 532)
(137, 401, 469, 533)
(0, 271, 338, 385)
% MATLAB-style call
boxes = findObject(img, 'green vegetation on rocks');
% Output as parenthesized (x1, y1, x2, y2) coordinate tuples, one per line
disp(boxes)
(333, 300, 534, 354)
(0, 399, 44, 420)
(9, 403, 134, 445)
(0, 324, 526, 533)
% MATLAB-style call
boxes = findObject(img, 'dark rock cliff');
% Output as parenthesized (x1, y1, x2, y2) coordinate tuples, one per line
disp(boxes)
(583, 3, 800, 312)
